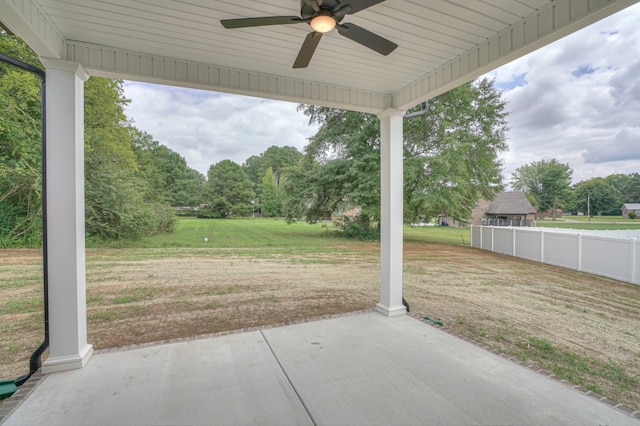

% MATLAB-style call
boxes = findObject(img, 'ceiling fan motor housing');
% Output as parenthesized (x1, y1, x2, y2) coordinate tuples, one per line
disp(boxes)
(300, 0, 346, 23)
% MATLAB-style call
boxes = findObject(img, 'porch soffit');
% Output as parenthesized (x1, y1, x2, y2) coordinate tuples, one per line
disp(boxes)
(0, 0, 638, 113)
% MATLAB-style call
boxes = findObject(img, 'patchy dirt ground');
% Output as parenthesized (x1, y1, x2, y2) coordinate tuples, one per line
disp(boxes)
(1, 245, 639, 408)
(84, 251, 380, 348)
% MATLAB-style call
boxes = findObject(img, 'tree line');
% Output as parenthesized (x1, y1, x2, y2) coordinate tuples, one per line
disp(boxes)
(1, 33, 206, 246)
(511, 159, 640, 217)
(2, 31, 511, 245)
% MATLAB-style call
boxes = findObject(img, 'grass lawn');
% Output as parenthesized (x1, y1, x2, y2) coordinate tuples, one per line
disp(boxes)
(537, 215, 640, 229)
(2, 217, 639, 410)
(90, 217, 471, 250)
(137, 217, 342, 249)
(404, 224, 470, 246)
(555, 215, 639, 223)
(537, 221, 640, 230)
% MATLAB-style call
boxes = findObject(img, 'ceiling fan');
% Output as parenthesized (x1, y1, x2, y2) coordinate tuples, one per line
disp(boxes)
(220, 0, 398, 69)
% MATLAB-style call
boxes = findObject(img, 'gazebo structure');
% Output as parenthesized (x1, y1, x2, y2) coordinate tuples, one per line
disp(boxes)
(484, 191, 537, 227)
(0, 0, 637, 376)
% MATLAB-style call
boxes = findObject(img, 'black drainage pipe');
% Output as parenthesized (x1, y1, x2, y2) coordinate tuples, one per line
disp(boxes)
(402, 297, 410, 313)
(0, 52, 49, 387)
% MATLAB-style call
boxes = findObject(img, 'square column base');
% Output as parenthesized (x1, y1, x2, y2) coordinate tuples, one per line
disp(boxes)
(375, 303, 407, 317)
(42, 344, 93, 374)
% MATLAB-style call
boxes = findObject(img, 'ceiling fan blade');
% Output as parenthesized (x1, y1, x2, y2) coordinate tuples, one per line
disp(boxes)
(341, 0, 386, 14)
(337, 23, 397, 55)
(293, 32, 323, 68)
(221, 16, 304, 29)
(333, 4, 353, 20)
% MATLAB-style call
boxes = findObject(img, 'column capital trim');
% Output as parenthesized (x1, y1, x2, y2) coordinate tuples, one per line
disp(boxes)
(377, 108, 406, 120)
(40, 58, 90, 81)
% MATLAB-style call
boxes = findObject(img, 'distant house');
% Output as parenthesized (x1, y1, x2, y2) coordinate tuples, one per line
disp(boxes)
(545, 208, 563, 217)
(482, 192, 537, 227)
(621, 203, 640, 219)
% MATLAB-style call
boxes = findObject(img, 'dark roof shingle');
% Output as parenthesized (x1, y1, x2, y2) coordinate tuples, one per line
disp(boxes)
(486, 192, 536, 215)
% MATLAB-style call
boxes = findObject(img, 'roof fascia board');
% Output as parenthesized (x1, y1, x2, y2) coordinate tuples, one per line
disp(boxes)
(63, 41, 391, 114)
(0, 0, 64, 58)
(393, 0, 639, 110)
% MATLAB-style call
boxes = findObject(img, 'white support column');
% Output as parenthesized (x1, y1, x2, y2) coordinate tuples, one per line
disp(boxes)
(40, 58, 93, 373)
(376, 109, 406, 317)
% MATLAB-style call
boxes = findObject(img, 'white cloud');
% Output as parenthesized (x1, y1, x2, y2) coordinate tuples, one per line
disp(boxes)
(123, 3, 640, 184)
(610, 59, 640, 106)
(484, 2, 640, 183)
(123, 84, 318, 175)
(583, 127, 640, 163)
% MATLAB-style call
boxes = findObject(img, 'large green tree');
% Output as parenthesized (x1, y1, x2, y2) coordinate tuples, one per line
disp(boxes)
(0, 32, 43, 246)
(242, 145, 303, 213)
(202, 160, 255, 218)
(261, 166, 288, 217)
(403, 78, 508, 222)
(573, 177, 620, 216)
(131, 129, 205, 207)
(243, 145, 303, 187)
(283, 157, 352, 222)
(284, 78, 508, 225)
(84, 77, 177, 239)
(605, 173, 640, 204)
(1, 32, 191, 243)
(511, 159, 573, 219)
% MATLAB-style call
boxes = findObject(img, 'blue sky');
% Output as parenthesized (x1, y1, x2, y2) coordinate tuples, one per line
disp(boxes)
(123, 3, 640, 185)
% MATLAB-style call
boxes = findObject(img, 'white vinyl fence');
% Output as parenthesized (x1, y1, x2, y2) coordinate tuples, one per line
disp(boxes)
(470, 226, 640, 285)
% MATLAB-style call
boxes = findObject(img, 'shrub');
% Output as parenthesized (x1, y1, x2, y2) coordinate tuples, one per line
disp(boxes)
(332, 214, 379, 240)
(629, 211, 637, 219)
(175, 208, 198, 217)
(196, 198, 233, 219)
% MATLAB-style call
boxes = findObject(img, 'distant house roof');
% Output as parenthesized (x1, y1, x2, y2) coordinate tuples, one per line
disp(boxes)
(622, 203, 640, 210)
(486, 192, 537, 215)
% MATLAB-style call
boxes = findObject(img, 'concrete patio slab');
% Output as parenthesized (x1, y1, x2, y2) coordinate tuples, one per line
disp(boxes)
(2, 331, 312, 426)
(2, 312, 638, 425)
(264, 312, 638, 425)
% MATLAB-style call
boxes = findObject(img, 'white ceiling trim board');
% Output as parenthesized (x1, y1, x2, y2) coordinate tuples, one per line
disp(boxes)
(63, 40, 391, 113)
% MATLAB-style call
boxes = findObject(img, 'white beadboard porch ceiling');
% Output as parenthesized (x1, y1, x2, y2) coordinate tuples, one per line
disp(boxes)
(1, 0, 638, 112)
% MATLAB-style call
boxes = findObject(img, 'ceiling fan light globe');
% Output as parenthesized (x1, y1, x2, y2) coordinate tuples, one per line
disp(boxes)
(310, 15, 336, 33)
